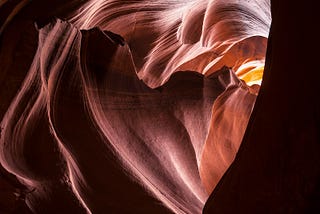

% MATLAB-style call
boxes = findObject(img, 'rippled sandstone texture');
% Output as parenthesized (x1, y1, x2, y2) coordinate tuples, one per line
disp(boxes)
(0, 0, 319, 214)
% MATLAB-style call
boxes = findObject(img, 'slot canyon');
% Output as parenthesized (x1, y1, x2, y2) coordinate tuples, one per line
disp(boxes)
(0, 0, 319, 213)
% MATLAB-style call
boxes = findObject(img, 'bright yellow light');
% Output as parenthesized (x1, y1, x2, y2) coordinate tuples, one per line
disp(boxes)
(239, 65, 264, 86)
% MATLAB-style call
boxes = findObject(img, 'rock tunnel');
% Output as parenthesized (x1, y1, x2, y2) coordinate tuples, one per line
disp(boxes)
(0, 0, 319, 213)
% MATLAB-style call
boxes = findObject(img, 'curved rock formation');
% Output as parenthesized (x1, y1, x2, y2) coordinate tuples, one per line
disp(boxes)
(3, 0, 317, 214)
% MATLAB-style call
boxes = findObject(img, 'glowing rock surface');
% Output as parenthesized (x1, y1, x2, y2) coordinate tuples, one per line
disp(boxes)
(4, 0, 318, 213)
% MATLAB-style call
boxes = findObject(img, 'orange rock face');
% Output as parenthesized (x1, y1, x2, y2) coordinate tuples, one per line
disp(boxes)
(8, 1, 316, 214)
